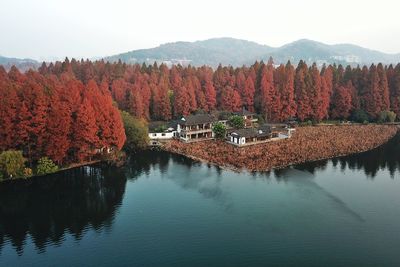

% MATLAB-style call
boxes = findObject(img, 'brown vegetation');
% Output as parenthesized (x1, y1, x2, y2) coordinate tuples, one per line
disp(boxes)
(163, 125, 399, 172)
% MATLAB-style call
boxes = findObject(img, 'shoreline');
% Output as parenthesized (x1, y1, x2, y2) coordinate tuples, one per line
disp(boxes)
(0, 160, 102, 184)
(162, 125, 399, 172)
(1, 125, 398, 183)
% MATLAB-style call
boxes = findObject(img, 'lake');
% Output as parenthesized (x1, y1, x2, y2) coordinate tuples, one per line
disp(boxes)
(1, 134, 400, 267)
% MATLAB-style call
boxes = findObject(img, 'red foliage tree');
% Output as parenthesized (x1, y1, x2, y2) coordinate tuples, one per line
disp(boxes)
(276, 62, 296, 121)
(127, 86, 144, 118)
(310, 64, 324, 121)
(220, 86, 241, 112)
(204, 80, 216, 111)
(363, 64, 383, 119)
(72, 98, 99, 162)
(377, 63, 390, 112)
(388, 64, 400, 117)
(260, 63, 280, 122)
(242, 76, 255, 112)
(45, 94, 71, 164)
(295, 61, 312, 121)
(0, 73, 18, 151)
(330, 85, 352, 119)
(174, 86, 191, 116)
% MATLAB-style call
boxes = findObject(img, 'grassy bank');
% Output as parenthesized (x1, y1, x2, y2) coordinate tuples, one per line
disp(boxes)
(0, 160, 103, 184)
(163, 125, 399, 172)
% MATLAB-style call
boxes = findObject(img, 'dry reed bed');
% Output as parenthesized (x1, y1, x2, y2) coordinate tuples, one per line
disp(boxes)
(163, 125, 399, 172)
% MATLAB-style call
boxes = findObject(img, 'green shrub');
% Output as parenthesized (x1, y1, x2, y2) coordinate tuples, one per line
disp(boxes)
(351, 109, 369, 123)
(218, 111, 232, 120)
(255, 114, 265, 125)
(36, 157, 59, 175)
(212, 122, 226, 139)
(378, 110, 396, 123)
(0, 150, 27, 179)
(228, 115, 245, 129)
(154, 125, 167, 132)
(121, 111, 149, 152)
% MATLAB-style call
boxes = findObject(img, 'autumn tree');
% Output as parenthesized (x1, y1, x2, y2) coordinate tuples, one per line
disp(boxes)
(295, 61, 312, 121)
(174, 86, 191, 116)
(309, 63, 325, 121)
(242, 76, 255, 112)
(330, 86, 352, 119)
(220, 86, 241, 112)
(72, 98, 99, 162)
(45, 92, 71, 165)
(0, 72, 18, 151)
(259, 63, 280, 122)
(388, 64, 400, 118)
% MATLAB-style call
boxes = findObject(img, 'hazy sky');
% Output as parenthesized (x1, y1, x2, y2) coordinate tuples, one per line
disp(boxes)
(1, 0, 399, 60)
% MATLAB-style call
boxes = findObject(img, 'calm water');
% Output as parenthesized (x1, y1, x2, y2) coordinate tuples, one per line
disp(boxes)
(1, 134, 400, 267)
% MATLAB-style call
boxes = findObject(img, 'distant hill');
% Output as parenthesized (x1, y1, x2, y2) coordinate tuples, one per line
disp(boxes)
(105, 38, 400, 67)
(2, 38, 399, 71)
(0, 56, 39, 71)
(106, 37, 274, 67)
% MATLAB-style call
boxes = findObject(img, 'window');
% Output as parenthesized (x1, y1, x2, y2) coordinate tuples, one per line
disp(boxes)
(161, 133, 166, 136)
(152, 133, 157, 137)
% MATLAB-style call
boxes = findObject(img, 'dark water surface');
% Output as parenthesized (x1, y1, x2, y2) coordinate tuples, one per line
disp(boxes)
(1, 134, 400, 267)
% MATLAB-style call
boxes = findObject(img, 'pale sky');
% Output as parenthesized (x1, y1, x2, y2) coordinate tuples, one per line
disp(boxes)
(1, 0, 399, 61)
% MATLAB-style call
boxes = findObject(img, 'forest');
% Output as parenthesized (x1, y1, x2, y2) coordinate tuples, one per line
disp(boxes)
(0, 58, 400, 174)
(33, 58, 400, 123)
(0, 66, 126, 170)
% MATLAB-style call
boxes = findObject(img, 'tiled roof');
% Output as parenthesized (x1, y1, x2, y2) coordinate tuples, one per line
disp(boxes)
(231, 126, 271, 138)
(233, 108, 255, 116)
(179, 114, 216, 126)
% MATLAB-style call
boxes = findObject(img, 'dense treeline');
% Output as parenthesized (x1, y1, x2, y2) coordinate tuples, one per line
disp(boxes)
(36, 58, 400, 123)
(1, 58, 400, 166)
(0, 66, 126, 166)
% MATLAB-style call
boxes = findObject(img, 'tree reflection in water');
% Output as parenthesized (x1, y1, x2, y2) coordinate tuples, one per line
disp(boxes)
(293, 133, 400, 178)
(0, 165, 127, 255)
(0, 133, 398, 256)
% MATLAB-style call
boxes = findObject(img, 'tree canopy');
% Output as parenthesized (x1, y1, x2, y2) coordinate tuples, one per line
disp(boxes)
(212, 122, 226, 139)
(0, 150, 26, 179)
(229, 115, 245, 129)
(120, 111, 149, 152)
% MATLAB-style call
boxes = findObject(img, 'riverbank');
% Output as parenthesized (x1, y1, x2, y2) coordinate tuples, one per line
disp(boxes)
(163, 125, 399, 172)
(0, 159, 102, 184)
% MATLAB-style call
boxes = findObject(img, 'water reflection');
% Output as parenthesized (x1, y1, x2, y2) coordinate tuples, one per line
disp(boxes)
(0, 133, 399, 257)
(293, 133, 400, 178)
(0, 166, 127, 255)
(126, 151, 232, 210)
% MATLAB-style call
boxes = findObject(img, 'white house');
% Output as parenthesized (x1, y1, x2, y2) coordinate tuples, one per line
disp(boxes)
(148, 122, 177, 146)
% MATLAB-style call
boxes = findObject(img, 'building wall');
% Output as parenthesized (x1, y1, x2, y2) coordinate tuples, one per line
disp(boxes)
(149, 132, 175, 140)
(230, 136, 246, 145)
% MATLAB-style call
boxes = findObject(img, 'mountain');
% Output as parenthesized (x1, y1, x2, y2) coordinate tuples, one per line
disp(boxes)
(2, 38, 399, 70)
(105, 38, 400, 67)
(266, 39, 400, 66)
(0, 56, 39, 71)
(105, 37, 274, 67)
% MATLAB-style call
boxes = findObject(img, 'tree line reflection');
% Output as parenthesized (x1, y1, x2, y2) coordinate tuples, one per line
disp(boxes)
(293, 133, 400, 178)
(0, 133, 398, 255)
(0, 166, 127, 255)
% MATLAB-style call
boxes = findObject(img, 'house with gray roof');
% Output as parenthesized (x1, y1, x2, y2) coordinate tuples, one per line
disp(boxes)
(228, 124, 294, 146)
(177, 114, 217, 142)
